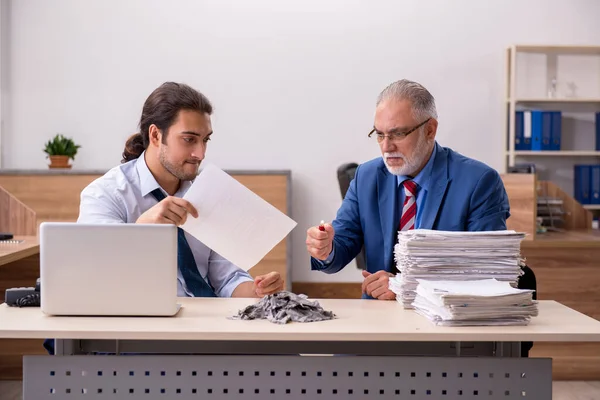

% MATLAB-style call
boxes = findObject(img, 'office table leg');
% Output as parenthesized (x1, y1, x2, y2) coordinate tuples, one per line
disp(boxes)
(54, 339, 81, 356)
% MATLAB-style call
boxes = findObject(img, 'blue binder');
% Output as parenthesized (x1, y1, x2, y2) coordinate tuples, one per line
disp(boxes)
(592, 165, 600, 205)
(514, 111, 527, 150)
(574, 165, 592, 205)
(519, 111, 532, 150)
(596, 112, 600, 151)
(542, 111, 552, 150)
(530, 111, 543, 151)
(550, 111, 562, 151)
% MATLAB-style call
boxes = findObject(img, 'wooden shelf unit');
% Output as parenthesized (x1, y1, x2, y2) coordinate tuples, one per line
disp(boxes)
(505, 45, 600, 217)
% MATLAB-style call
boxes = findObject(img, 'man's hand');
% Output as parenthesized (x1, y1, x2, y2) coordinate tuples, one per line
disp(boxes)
(254, 271, 284, 297)
(361, 270, 396, 300)
(306, 223, 334, 260)
(136, 196, 198, 226)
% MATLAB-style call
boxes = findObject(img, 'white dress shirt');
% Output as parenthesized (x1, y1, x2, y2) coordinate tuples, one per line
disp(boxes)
(77, 152, 253, 297)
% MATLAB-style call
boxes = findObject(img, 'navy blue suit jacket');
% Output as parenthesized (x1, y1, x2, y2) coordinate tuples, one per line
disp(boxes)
(311, 142, 510, 277)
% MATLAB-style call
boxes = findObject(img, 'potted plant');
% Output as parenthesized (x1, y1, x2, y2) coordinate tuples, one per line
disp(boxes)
(43, 134, 81, 169)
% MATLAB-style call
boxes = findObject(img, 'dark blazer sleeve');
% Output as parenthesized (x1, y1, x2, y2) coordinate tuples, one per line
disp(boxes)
(311, 166, 365, 274)
(466, 169, 511, 231)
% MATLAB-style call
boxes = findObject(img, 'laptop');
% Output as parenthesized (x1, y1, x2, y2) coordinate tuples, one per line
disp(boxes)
(40, 222, 181, 316)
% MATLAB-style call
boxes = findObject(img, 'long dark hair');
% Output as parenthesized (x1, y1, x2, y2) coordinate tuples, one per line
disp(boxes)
(122, 82, 213, 162)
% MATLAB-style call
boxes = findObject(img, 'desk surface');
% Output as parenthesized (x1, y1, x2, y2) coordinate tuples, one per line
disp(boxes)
(1, 298, 599, 342)
(0, 236, 39, 267)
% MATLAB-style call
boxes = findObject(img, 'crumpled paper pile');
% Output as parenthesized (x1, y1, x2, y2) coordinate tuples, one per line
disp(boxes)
(230, 291, 335, 324)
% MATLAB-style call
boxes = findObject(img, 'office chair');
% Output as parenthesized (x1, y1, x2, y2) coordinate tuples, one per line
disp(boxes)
(517, 264, 537, 357)
(336, 163, 366, 270)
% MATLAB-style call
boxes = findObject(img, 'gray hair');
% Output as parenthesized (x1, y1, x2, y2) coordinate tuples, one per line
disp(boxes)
(376, 79, 438, 121)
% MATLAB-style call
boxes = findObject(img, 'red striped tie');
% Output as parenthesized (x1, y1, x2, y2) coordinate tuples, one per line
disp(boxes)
(399, 180, 417, 231)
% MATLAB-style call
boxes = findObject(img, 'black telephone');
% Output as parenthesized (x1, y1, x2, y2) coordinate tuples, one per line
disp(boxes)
(0, 232, 14, 241)
(5, 278, 41, 307)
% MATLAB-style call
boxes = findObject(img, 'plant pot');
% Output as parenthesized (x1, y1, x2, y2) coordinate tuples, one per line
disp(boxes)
(48, 155, 72, 169)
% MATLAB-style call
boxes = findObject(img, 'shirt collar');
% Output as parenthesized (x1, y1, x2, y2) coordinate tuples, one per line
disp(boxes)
(396, 144, 437, 191)
(135, 151, 193, 198)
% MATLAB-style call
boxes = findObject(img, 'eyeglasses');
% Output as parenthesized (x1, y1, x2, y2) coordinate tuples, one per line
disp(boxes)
(368, 118, 431, 143)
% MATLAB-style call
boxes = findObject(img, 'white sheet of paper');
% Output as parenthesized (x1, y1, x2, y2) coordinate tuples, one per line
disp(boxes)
(180, 163, 297, 270)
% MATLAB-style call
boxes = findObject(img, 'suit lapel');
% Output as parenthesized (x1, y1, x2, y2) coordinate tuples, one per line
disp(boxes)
(377, 165, 399, 272)
(420, 144, 450, 229)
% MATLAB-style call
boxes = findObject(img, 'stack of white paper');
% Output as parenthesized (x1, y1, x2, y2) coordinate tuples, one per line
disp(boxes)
(411, 279, 538, 326)
(390, 230, 526, 308)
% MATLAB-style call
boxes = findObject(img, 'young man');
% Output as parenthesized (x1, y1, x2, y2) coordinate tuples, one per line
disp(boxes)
(306, 79, 510, 300)
(79, 81, 284, 298)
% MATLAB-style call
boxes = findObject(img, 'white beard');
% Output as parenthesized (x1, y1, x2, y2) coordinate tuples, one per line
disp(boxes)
(383, 131, 432, 176)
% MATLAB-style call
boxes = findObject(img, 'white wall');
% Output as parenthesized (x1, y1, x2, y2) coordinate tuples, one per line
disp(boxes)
(3, 0, 600, 282)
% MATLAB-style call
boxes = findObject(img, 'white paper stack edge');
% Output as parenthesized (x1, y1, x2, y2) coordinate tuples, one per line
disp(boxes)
(411, 278, 538, 326)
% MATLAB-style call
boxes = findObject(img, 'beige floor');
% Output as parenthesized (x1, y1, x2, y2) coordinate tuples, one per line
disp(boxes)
(552, 381, 600, 400)
(1, 380, 599, 399)
(0, 382, 21, 400)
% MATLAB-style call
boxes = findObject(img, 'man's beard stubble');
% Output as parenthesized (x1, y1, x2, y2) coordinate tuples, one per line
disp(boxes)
(159, 147, 200, 181)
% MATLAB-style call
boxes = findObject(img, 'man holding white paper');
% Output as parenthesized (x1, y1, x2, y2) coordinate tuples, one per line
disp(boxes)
(77, 82, 285, 298)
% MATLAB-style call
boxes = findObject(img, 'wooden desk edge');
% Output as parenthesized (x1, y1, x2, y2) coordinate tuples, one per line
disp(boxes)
(0, 237, 39, 267)
(2, 331, 600, 343)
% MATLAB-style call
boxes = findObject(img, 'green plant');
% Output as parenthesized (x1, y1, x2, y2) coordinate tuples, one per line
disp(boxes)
(43, 134, 81, 160)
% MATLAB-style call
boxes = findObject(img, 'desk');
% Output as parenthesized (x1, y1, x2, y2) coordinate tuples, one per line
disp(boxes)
(295, 232, 600, 380)
(0, 236, 39, 267)
(2, 298, 600, 399)
(519, 231, 600, 379)
(0, 236, 43, 379)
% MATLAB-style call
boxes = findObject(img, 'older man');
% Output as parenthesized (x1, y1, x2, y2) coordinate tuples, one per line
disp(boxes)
(306, 79, 510, 300)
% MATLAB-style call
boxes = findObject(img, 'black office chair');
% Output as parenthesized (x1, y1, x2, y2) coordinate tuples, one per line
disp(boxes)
(336, 163, 366, 270)
(336, 162, 536, 357)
